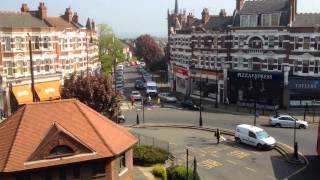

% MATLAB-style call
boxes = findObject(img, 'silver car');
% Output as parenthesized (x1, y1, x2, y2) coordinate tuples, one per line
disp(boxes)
(158, 92, 177, 103)
(269, 115, 308, 129)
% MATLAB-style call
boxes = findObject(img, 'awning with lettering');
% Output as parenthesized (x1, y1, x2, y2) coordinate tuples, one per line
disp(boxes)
(35, 81, 61, 101)
(12, 85, 33, 105)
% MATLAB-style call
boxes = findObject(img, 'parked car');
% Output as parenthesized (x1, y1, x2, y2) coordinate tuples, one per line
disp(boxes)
(140, 62, 146, 67)
(180, 98, 201, 111)
(117, 114, 126, 123)
(269, 115, 308, 129)
(135, 80, 145, 90)
(131, 91, 142, 101)
(116, 81, 124, 89)
(117, 64, 124, 71)
(158, 92, 177, 103)
(235, 124, 276, 150)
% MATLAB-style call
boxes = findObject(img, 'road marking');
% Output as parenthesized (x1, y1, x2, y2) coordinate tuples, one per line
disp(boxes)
(251, 151, 262, 155)
(227, 150, 250, 159)
(199, 159, 223, 169)
(226, 160, 237, 165)
(245, 167, 257, 172)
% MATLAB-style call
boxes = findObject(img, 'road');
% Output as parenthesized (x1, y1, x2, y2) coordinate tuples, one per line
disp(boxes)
(122, 65, 319, 179)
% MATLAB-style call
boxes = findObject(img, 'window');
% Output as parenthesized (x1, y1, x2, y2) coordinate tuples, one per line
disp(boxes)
(239, 36, 245, 48)
(240, 15, 257, 27)
(15, 37, 22, 50)
(268, 36, 275, 48)
(16, 60, 24, 75)
(92, 162, 106, 177)
(303, 37, 310, 50)
(278, 59, 283, 71)
(118, 153, 127, 174)
(6, 61, 13, 76)
(248, 131, 256, 138)
(279, 36, 284, 48)
(4, 37, 11, 51)
(73, 166, 80, 179)
(262, 14, 279, 27)
(316, 37, 320, 50)
(49, 145, 74, 156)
(45, 59, 50, 72)
(35, 36, 40, 49)
(315, 61, 319, 74)
(43, 36, 49, 49)
(36, 59, 41, 72)
(268, 59, 274, 70)
(303, 60, 309, 73)
(294, 36, 299, 50)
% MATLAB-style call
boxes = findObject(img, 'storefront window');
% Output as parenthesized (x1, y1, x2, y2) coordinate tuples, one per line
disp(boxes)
(268, 59, 274, 70)
(192, 77, 217, 99)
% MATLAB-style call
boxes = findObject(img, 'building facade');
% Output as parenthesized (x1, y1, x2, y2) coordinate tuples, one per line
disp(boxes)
(168, 0, 320, 108)
(0, 99, 137, 180)
(0, 2, 100, 116)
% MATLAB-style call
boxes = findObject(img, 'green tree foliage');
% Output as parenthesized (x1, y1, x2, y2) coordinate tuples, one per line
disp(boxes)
(61, 73, 122, 119)
(152, 164, 168, 180)
(149, 56, 168, 72)
(97, 24, 125, 73)
(135, 34, 162, 66)
(167, 165, 201, 180)
(133, 145, 169, 166)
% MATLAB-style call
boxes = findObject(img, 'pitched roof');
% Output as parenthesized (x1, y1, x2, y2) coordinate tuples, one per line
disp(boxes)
(0, 12, 49, 28)
(0, 99, 137, 173)
(292, 13, 320, 27)
(45, 17, 80, 30)
(203, 16, 233, 30)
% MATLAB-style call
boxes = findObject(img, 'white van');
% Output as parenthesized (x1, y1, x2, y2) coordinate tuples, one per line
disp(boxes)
(117, 64, 124, 71)
(234, 124, 276, 150)
(146, 81, 157, 96)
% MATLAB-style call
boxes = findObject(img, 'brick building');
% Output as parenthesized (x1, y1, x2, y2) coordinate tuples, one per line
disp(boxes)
(0, 99, 137, 180)
(168, 0, 320, 109)
(0, 2, 100, 116)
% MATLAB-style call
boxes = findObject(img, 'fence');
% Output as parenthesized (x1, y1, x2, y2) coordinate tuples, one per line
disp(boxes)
(133, 132, 171, 153)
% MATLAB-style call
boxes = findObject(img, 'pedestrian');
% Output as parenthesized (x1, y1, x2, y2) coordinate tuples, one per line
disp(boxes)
(131, 96, 135, 107)
(215, 129, 221, 144)
(157, 96, 161, 105)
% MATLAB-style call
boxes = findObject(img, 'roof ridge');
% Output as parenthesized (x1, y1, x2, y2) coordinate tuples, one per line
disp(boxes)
(25, 99, 77, 105)
(1, 106, 27, 172)
(73, 100, 117, 155)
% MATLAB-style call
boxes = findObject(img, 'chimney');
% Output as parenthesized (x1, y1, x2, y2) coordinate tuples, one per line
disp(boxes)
(91, 20, 96, 31)
(236, 0, 245, 11)
(187, 13, 194, 27)
(38, 2, 47, 20)
(201, 8, 210, 24)
(72, 12, 79, 23)
(291, 0, 297, 21)
(21, 3, 29, 13)
(64, 7, 73, 22)
(219, 9, 227, 17)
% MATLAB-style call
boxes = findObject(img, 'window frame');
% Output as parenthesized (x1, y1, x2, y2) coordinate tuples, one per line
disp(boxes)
(4, 37, 11, 51)
(15, 37, 22, 50)
(118, 153, 127, 175)
(248, 131, 256, 139)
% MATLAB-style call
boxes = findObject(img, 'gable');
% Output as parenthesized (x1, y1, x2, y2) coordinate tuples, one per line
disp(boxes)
(27, 123, 94, 162)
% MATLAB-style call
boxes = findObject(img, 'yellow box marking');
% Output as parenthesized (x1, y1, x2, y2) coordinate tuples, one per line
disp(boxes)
(199, 159, 223, 169)
(227, 150, 250, 159)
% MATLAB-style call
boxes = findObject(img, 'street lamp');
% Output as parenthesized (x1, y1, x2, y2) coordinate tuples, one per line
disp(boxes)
(27, 33, 36, 102)
(293, 116, 298, 159)
(199, 73, 203, 127)
(215, 70, 218, 108)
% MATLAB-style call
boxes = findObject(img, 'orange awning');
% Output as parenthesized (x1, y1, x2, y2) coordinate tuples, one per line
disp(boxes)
(35, 81, 61, 101)
(12, 85, 33, 105)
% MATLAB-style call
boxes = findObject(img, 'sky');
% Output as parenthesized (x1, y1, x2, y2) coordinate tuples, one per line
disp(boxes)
(1, 0, 320, 38)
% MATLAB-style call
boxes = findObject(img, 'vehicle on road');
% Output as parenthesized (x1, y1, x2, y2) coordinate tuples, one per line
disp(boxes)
(269, 115, 308, 129)
(235, 124, 276, 150)
(158, 92, 177, 103)
(140, 61, 146, 67)
(146, 81, 157, 97)
(117, 114, 126, 123)
(180, 97, 201, 110)
(131, 91, 142, 101)
(135, 80, 145, 90)
(117, 64, 124, 71)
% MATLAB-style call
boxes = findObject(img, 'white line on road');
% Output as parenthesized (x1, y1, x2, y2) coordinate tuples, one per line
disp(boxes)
(245, 167, 257, 172)
(226, 160, 237, 165)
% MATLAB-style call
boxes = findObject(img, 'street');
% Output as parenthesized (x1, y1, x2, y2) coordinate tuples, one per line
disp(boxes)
(122, 65, 319, 179)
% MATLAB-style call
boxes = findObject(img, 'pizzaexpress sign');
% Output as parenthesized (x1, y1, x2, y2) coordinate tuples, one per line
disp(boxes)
(229, 71, 283, 81)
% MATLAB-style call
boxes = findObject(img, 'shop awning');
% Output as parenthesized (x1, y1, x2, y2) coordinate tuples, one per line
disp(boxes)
(35, 81, 61, 101)
(12, 85, 33, 105)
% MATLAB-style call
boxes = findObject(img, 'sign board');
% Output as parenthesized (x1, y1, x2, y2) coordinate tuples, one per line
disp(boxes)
(288, 79, 320, 90)
(228, 70, 283, 82)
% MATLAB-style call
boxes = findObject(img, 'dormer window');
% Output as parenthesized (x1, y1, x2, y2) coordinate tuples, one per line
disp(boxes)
(240, 15, 258, 27)
(262, 14, 280, 27)
(47, 145, 74, 158)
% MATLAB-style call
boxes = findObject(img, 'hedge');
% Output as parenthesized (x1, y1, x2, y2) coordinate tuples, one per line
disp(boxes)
(167, 165, 201, 180)
(152, 164, 167, 180)
(133, 145, 169, 166)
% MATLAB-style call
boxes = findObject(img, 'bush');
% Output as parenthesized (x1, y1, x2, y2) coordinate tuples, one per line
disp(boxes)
(152, 164, 167, 180)
(133, 145, 169, 166)
(167, 165, 201, 180)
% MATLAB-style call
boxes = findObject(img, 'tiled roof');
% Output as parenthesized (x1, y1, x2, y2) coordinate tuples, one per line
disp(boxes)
(203, 16, 233, 30)
(45, 17, 80, 30)
(0, 12, 49, 28)
(0, 99, 137, 172)
(292, 13, 320, 27)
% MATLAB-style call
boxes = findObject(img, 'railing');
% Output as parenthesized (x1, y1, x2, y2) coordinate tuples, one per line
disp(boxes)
(247, 49, 263, 55)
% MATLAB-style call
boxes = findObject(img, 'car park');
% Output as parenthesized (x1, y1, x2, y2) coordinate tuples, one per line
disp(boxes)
(131, 91, 142, 101)
(135, 80, 145, 90)
(235, 124, 276, 150)
(158, 92, 177, 103)
(180, 97, 201, 110)
(269, 114, 308, 129)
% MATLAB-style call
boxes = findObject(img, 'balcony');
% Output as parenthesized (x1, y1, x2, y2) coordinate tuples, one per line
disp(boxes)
(247, 49, 263, 55)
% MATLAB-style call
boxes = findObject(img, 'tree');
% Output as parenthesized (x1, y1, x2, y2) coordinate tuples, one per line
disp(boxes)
(97, 24, 125, 74)
(135, 34, 162, 66)
(61, 73, 122, 119)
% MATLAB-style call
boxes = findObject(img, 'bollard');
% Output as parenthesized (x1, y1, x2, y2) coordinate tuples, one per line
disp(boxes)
(136, 113, 140, 125)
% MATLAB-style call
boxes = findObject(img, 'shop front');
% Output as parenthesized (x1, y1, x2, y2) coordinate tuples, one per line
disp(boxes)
(228, 70, 284, 108)
(288, 77, 320, 107)
(173, 65, 189, 95)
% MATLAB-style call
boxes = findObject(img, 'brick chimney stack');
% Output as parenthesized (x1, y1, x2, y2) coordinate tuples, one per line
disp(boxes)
(219, 9, 227, 17)
(91, 20, 96, 31)
(236, 0, 245, 11)
(64, 7, 73, 23)
(72, 12, 79, 23)
(291, 0, 297, 21)
(201, 8, 210, 24)
(21, 3, 29, 13)
(38, 2, 47, 20)
(187, 13, 194, 27)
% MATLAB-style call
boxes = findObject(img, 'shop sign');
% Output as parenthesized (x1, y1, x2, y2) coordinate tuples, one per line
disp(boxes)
(174, 66, 188, 76)
(288, 79, 320, 90)
(229, 71, 282, 81)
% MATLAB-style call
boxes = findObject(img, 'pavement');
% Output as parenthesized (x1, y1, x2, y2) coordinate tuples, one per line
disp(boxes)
(129, 125, 307, 180)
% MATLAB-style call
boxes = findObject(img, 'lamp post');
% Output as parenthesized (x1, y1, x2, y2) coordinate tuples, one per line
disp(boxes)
(112, 35, 117, 91)
(199, 73, 203, 127)
(293, 116, 298, 159)
(215, 71, 218, 108)
(27, 34, 36, 102)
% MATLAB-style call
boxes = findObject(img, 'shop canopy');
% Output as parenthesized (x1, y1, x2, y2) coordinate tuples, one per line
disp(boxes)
(34, 81, 61, 101)
(12, 85, 33, 105)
